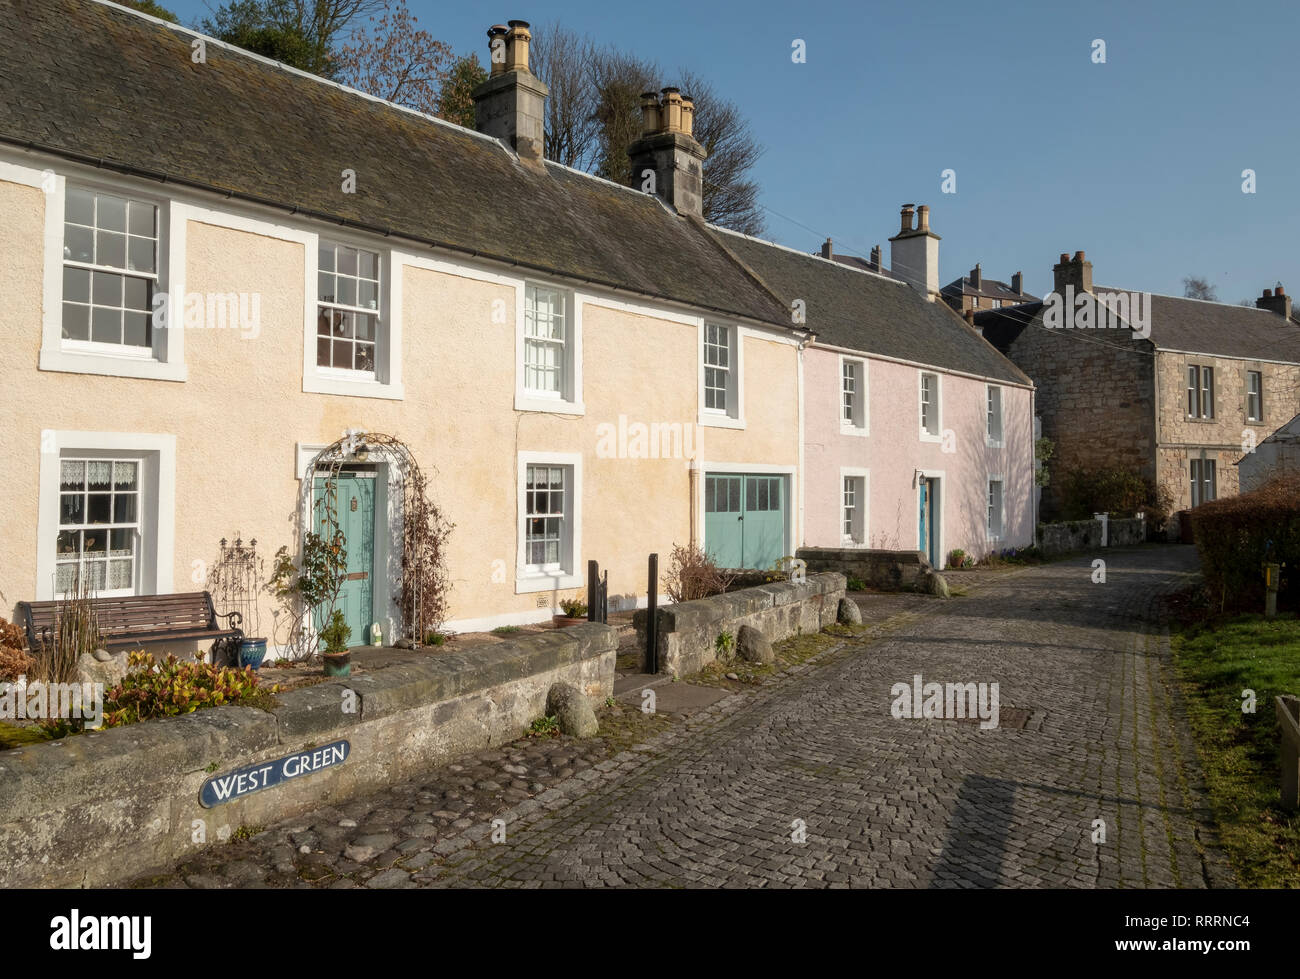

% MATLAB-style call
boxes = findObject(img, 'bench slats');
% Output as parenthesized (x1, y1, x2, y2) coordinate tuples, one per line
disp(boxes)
(18, 592, 242, 651)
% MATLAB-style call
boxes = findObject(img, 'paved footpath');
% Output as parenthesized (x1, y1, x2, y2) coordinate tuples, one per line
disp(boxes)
(141, 546, 1234, 889)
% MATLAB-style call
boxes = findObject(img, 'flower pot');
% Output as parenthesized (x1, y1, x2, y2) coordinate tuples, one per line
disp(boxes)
(238, 638, 268, 671)
(322, 650, 351, 677)
(552, 615, 587, 628)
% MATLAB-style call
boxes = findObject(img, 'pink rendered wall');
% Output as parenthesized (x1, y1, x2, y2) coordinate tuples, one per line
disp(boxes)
(803, 346, 1035, 564)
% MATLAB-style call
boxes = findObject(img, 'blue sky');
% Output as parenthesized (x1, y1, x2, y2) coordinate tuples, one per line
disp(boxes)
(159, 0, 1298, 302)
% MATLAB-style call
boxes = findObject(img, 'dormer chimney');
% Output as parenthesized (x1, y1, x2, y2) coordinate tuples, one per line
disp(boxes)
(628, 87, 708, 217)
(1256, 285, 1293, 320)
(472, 19, 549, 165)
(889, 203, 941, 300)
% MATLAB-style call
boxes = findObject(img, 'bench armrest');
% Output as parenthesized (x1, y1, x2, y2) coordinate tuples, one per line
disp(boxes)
(213, 610, 244, 635)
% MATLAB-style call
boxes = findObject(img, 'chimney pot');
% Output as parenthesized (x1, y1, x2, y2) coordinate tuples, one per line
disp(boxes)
(505, 20, 532, 73)
(917, 205, 931, 232)
(681, 95, 695, 138)
(1278, 285, 1286, 297)
(639, 92, 661, 135)
(1257, 285, 1293, 319)
(1059, 253, 1069, 264)
(1053, 249, 1093, 296)
(1074, 250, 1085, 262)
(487, 25, 509, 76)
(1264, 288, 1273, 298)
(899, 204, 915, 233)
(660, 87, 684, 133)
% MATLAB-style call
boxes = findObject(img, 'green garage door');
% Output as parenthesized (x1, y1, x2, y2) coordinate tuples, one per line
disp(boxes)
(704, 473, 786, 570)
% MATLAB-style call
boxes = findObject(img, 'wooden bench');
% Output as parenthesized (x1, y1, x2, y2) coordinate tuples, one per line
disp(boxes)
(18, 592, 243, 657)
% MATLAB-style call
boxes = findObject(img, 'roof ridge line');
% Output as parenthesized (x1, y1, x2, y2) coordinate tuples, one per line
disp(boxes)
(708, 223, 906, 287)
(695, 219, 807, 332)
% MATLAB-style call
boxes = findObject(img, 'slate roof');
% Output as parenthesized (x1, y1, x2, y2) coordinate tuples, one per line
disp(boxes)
(714, 230, 1032, 385)
(941, 275, 1037, 303)
(975, 289, 1300, 364)
(1, 0, 1034, 385)
(0, 0, 790, 328)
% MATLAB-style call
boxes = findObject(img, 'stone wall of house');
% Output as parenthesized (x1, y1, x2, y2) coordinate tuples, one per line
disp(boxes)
(0, 624, 616, 887)
(1155, 351, 1300, 513)
(1004, 325, 1155, 520)
(632, 573, 845, 677)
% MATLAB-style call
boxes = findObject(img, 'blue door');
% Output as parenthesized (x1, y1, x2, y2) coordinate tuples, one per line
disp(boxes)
(704, 473, 787, 570)
(313, 472, 375, 647)
(918, 477, 936, 565)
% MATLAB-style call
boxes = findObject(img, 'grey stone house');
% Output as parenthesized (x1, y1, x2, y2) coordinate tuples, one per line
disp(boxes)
(976, 251, 1300, 531)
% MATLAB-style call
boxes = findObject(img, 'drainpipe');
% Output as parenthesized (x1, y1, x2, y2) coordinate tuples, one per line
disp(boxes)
(688, 459, 700, 549)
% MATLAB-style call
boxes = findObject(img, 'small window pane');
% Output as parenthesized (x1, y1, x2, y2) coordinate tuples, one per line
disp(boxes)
(62, 302, 90, 341)
(113, 461, 137, 489)
(87, 494, 111, 524)
(127, 236, 155, 274)
(60, 494, 84, 524)
(92, 271, 122, 305)
(91, 307, 121, 344)
(128, 201, 155, 237)
(338, 246, 358, 276)
(65, 188, 95, 227)
(63, 266, 90, 303)
(64, 225, 93, 263)
(123, 311, 150, 347)
(318, 272, 335, 303)
(318, 242, 335, 272)
(97, 229, 126, 268)
(113, 494, 137, 523)
(338, 277, 356, 307)
(358, 250, 378, 280)
(316, 336, 331, 367)
(97, 195, 127, 233)
(123, 276, 150, 311)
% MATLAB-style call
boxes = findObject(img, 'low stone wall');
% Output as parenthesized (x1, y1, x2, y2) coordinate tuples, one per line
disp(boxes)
(0, 624, 616, 888)
(796, 547, 930, 590)
(1037, 516, 1146, 556)
(633, 573, 845, 677)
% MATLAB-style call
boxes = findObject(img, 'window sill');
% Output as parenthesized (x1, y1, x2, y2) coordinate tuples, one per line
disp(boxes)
(515, 394, 585, 416)
(515, 570, 583, 594)
(40, 346, 187, 382)
(986, 439, 1004, 449)
(699, 412, 745, 431)
(840, 424, 870, 439)
(920, 431, 942, 443)
(304, 371, 404, 401)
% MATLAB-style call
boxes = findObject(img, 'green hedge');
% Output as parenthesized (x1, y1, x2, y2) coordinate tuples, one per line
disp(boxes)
(1189, 474, 1300, 612)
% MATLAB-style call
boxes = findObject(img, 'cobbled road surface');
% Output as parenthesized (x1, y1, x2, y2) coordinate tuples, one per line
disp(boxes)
(144, 545, 1234, 889)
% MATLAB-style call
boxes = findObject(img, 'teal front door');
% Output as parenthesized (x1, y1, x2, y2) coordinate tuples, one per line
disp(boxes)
(704, 473, 786, 570)
(918, 477, 936, 565)
(313, 471, 375, 647)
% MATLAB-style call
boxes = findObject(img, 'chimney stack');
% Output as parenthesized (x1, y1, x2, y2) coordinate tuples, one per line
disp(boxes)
(1256, 285, 1293, 320)
(970, 264, 982, 291)
(1011, 271, 1024, 296)
(628, 87, 708, 217)
(889, 203, 941, 300)
(472, 19, 549, 165)
(869, 245, 882, 272)
(821, 238, 833, 260)
(1052, 250, 1093, 297)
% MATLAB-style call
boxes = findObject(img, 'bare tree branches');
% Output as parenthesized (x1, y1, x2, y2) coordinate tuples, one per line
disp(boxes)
(334, 0, 451, 113)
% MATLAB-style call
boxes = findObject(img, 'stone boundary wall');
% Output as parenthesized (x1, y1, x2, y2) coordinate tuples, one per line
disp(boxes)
(796, 547, 930, 589)
(634, 573, 845, 677)
(1037, 516, 1146, 556)
(0, 624, 617, 888)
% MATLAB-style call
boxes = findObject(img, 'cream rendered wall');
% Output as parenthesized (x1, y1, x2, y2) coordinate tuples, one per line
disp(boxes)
(0, 167, 801, 644)
(802, 344, 1034, 563)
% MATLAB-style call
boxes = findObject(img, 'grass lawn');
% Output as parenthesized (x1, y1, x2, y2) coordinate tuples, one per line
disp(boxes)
(1171, 610, 1300, 887)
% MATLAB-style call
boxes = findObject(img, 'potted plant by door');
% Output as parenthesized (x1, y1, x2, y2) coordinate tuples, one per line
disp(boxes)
(320, 609, 352, 677)
(552, 596, 588, 628)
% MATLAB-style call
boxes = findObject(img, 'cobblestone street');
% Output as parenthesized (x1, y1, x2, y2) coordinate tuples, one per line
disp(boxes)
(140, 546, 1234, 889)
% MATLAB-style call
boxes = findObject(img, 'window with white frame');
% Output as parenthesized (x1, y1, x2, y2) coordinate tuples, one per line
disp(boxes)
(1190, 458, 1216, 507)
(987, 477, 1004, 539)
(841, 358, 866, 431)
(62, 188, 158, 351)
(986, 385, 1003, 445)
(1247, 370, 1263, 421)
(56, 458, 141, 595)
(842, 474, 866, 544)
(1187, 365, 1214, 419)
(523, 284, 570, 396)
(704, 323, 731, 412)
(920, 372, 940, 438)
(991, 299, 1003, 309)
(317, 240, 380, 375)
(524, 463, 569, 572)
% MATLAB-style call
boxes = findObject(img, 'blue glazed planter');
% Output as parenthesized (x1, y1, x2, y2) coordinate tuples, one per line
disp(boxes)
(238, 638, 267, 671)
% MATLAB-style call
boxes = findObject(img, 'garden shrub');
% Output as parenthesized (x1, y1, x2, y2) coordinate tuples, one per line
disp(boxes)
(1189, 473, 1300, 613)
(663, 544, 737, 603)
(102, 651, 276, 728)
(1058, 467, 1171, 527)
(0, 618, 34, 683)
